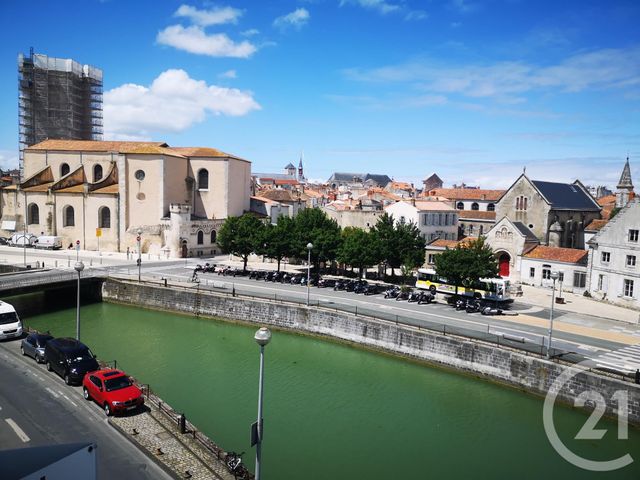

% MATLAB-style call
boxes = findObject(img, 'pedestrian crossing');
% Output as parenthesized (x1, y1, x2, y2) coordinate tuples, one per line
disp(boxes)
(594, 343, 640, 373)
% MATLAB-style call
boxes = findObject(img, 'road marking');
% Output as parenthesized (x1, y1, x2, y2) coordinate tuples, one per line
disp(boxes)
(5, 418, 30, 443)
(45, 387, 60, 398)
(60, 392, 78, 407)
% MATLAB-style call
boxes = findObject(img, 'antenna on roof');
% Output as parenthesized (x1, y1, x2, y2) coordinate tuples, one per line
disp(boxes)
(523, 166, 526, 175)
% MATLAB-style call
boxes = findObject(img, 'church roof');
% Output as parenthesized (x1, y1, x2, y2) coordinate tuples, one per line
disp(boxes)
(284, 163, 296, 169)
(531, 180, 600, 211)
(512, 221, 539, 242)
(617, 158, 633, 189)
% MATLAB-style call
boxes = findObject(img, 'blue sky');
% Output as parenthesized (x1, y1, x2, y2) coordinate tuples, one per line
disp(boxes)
(0, 0, 639, 189)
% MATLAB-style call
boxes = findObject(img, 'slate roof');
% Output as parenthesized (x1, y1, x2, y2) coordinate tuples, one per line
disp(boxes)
(512, 221, 538, 242)
(524, 245, 588, 264)
(364, 174, 392, 187)
(531, 180, 600, 211)
(327, 172, 391, 187)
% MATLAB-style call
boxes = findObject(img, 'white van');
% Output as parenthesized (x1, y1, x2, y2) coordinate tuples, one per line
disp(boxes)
(35, 235, 62, 250)
(0, 301, 23, 340)
(8, 233, 37, 247)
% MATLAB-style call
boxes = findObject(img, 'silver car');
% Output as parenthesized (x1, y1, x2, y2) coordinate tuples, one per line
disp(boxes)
(20, 332, 53, 363)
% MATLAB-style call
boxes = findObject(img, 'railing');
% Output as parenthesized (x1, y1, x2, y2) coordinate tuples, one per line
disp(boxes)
(107, 273, 640, 385)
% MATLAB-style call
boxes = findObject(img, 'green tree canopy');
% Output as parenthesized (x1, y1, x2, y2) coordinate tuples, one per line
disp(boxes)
(255, 216, 295, 271)
(217, 214, 265, 271)
(292, 208, 342, 268)
(372, 213, 426, 276)
(337, 227, 381, 278)
(433, 237, 499, 295)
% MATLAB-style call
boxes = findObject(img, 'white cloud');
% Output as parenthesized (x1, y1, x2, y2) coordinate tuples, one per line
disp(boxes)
(344, 46, 640, 102)
(157, 25, 257, 58)
(219, 69, 237, 79)
(241, 28, 260, 37)
(405, 10, 428, 21)
(103, 69, 260, 139)
(273, 8, 310, 30)
(340, 0, 400, 15)
(0, 150, 18, 170)
(174, 4, 242, 26)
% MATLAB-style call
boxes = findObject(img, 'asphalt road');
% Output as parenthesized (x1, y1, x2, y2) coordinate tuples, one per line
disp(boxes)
(130, 262, 634, 361)
(0, 338, 172, 480)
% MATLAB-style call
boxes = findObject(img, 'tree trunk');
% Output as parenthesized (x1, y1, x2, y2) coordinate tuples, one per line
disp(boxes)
(243, 255, 248, 272)
(277, 257, 281, 272)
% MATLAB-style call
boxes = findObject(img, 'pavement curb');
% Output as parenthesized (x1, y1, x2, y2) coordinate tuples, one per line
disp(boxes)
(107, 416, 180, 480)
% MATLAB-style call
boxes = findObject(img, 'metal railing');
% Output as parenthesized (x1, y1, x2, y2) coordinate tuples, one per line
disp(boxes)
(107, 273, 640, 385)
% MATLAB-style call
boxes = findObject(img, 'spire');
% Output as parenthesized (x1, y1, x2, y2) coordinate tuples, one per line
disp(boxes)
(617, 157, 633, 190)
(298, 151, 304, 181)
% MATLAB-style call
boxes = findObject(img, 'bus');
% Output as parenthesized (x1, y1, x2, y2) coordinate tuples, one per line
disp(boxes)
(415, 268, 512, 304)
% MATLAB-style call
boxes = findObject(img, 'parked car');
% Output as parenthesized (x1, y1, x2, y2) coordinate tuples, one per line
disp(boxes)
(44, 338, 99, 385)
(82, 368, 145, 416)
(20, 332, 53, 363)
(8, 233, 37, 247)
(0, 301, 23, 340)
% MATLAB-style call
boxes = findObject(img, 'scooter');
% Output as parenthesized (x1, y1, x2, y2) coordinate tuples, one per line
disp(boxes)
(194, 264, 204, 273)
(407, 291, 421, 302)
(384, 286, 400, 299)
(417, 292, 435, 304)
(396, 289, 411, 301)
(225, 451, 248, 478)
(465, 298, 482, 313)
(481, 306, 504, 316)
(455, 297, 468, 310)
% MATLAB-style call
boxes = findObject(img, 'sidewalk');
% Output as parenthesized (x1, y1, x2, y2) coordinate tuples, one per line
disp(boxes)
(518, 284, 640, 325)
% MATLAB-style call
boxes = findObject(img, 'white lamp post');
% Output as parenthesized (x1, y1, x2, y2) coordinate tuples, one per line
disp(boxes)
(74, 261, 85, 341)
(547, 270, 559, 358)
(137, 228, 142, 282)
(254, 327, 271, 480)
(306, 242, 313, 306)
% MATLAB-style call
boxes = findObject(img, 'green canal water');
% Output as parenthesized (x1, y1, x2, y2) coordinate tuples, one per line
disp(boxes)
(21, 300, 640, 479)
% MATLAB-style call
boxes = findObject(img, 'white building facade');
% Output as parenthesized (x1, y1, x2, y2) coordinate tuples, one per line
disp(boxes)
(385, 200, 458, 241)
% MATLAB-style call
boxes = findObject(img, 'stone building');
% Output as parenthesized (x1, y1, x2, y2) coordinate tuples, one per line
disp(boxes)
(0, 139, 250, 257)
(495, 174, 601, 249)
(385, 200, 458, 241)
(520, 246, 589, 294)
(587, 198, 640, 308)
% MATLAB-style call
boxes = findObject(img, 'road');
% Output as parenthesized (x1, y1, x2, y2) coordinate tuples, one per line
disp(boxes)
(0, 339, 173, 480)
(128, 261, 640, 373)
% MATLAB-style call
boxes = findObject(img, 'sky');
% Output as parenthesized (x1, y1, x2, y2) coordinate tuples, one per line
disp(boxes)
(0, 0, 639, 189)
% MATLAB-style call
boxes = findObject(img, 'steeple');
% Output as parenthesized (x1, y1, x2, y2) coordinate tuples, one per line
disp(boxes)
(617, 157, 633, 189)
(616, 157, 634, 208)
(298, 152, 305, 181)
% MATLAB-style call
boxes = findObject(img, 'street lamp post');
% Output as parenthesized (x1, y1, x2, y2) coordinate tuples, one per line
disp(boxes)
(23, 197, 27, 267)
(254, 327, 272, 480)
(546, 270, 560, 359)
(137, 229, 142, 282)
(306, 242, 313, 306)
(74, 261, 85, 341)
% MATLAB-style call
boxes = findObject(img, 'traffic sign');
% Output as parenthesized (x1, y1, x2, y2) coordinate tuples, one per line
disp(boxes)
(96, 228, 102, 238)
(136, 236, 141, 242)
(76, 240, 80, 245)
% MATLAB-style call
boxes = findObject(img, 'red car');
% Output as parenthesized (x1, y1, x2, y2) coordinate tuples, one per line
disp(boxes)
(82, 369, 145, 416)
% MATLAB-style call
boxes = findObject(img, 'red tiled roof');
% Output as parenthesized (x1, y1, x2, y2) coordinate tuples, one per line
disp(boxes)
(523, 246, 588, 264)
(428, 188, 505, 201)
(585, 219, 608, 231)
(429, 239, 461, 248)
(457, 210, 496, 220)
(597, 194, 616, 206)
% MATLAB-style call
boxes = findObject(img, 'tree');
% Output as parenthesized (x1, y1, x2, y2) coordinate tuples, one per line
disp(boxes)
(372, 213, 426, 277)
(433, 237, 498, 295)
(291, 208, 342, 269)
(256, 217, 294, 271)
(217, 214, 265, 271)
(337, 227, 381, 278)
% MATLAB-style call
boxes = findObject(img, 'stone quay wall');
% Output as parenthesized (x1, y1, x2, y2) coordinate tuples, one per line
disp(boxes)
(102, 278, 640, 426)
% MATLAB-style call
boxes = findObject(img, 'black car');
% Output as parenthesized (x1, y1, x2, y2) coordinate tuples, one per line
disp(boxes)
(20, 332, 53, 363)
(44, 338, 99, 385)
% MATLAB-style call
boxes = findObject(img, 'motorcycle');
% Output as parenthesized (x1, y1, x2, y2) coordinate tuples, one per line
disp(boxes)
(384, 286, 400, 299)
(407, 291, 421, 302)
(455, 297, 468, 310)
(481, 306, 504, 316)
(193, 264, 204, 273)
(353, 281, 369, 294)
(417, 291, 435, 304)
(396, 289, 411, 301)
(465, 298, 482, 313)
